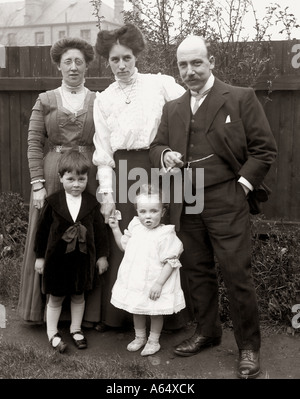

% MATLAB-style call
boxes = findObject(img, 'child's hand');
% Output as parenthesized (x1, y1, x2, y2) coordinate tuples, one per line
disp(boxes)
(99, 191, 115, 224)
(96, 256, 109, 275)
(149, 282, 163, 301)
(35, 258, 45, 274)
(108, 215, 119, 229)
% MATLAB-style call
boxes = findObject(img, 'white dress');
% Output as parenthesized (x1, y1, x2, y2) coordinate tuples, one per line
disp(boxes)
(111, 217, 186, 315)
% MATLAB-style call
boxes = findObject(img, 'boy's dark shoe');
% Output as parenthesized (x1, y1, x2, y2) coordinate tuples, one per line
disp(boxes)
(71, 330, 87, 349)
(50, 332, 67, 353)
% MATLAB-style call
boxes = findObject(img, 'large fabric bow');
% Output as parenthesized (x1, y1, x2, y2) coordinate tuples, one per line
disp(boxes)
(61, 222, 87, 254)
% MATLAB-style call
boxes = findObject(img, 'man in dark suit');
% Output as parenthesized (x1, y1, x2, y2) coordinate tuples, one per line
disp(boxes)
(149, 36, 277, 379)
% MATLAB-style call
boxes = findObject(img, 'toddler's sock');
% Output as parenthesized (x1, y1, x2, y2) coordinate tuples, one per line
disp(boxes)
(70, 300, 85, 334)
(135, 328, 147, 339)
(148, 331, 160, 343)
(141, 331, 161, 356)
(46, 304, 62, 343)
(127, 328, 147, 352)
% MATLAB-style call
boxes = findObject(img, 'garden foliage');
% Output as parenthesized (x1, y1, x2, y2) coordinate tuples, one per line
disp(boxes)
(218, 216, 300, 329)
(0, 192, 28, 301)
(119, 0, 298, 89)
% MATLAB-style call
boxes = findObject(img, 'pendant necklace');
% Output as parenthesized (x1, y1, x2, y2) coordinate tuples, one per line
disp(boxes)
(118, 80, 135, 104)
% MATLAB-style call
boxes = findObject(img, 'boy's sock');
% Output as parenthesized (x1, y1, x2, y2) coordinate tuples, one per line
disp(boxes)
(70, 300, 85, 334)
(46, 304, 62, 341)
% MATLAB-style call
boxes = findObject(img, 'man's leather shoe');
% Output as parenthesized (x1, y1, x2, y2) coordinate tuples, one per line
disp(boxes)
(174, 333, 222, 357)
(237, 350, 260, 379)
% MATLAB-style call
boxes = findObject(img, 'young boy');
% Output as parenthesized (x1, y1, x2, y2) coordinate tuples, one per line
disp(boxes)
(34, 149, 109, 353)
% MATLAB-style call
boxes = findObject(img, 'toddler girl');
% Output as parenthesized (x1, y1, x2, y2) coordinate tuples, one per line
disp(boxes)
(108, 184, 185, 356)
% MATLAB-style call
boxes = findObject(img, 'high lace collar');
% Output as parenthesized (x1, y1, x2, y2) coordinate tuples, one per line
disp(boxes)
(114, 67, 138, 85)
(61, 79, 86, 93)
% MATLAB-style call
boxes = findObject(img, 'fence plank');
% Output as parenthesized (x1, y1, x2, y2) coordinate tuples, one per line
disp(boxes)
(258, 91, 280, 219)
(0, 92, 11, 191)
(9, 92, 22, 193)
(0, 77, 112, 91)
(255, 75, 300, 91)
(30, 47, 43, 77)
(290, 90, 300, 219)
(7, 46, 20, 77)
(41, 46, 54, 77)
(19, 47, 31, 77)
(274, 91, 293, 219)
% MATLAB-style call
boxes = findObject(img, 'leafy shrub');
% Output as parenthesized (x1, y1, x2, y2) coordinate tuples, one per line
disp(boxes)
(0, 192, 28, 246)
(218, 216, 300, 329)
(0, 192, 28, 301)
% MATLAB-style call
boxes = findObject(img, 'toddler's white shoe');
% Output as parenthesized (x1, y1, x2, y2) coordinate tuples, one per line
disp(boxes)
(127, 337, 147, 352)
(141, 340, 160, 356)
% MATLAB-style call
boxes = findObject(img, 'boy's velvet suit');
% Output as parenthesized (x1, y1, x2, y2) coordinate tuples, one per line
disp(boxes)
(34, 190, 109, 297)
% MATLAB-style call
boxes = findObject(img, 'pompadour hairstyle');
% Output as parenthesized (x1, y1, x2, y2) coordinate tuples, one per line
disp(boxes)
(95, 23, 146, 59)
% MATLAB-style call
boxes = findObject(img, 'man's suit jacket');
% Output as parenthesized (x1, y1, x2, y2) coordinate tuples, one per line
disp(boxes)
(149, 77, 278, 229)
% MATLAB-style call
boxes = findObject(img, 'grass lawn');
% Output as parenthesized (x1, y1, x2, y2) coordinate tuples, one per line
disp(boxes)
(0, 338, 162, 379)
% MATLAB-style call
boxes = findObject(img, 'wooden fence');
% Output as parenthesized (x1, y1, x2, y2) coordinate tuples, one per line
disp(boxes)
(1, 41, 300, 222)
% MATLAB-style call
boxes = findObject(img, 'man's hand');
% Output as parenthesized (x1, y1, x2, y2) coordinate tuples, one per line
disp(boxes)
(164, 151, 184, 171)
(239, 182, 250, 196)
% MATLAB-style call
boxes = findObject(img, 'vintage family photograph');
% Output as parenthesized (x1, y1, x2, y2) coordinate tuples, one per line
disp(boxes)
(0, 0, 299, 388)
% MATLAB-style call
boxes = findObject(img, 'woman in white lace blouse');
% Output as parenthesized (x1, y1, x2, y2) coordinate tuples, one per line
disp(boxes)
(92, 24, 192, 330)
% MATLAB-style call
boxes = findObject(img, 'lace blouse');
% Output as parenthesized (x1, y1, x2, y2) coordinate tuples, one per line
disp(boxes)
(92, 70, 185, 193)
